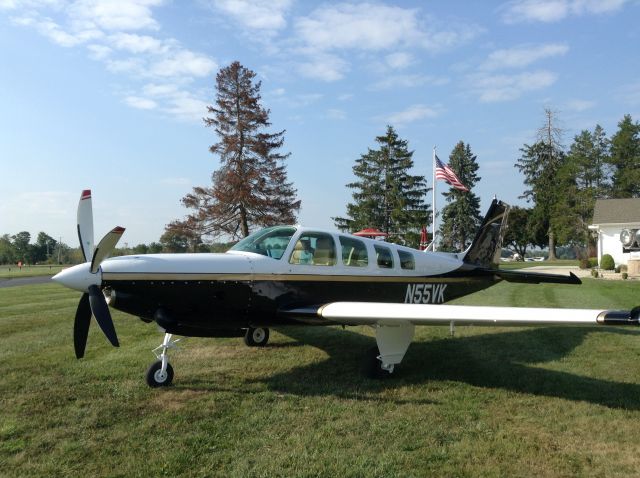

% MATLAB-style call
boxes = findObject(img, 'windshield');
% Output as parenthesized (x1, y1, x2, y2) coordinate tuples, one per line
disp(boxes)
(229, 226, 297, 259)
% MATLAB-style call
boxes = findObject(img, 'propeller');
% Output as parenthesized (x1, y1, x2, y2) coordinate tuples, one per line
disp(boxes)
(66, 190, 125, 358)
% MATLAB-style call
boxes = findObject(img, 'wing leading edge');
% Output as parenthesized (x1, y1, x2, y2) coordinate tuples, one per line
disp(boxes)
(285, 302, 640, 327)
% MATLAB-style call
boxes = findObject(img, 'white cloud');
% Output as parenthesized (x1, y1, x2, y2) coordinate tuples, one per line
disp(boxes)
(326, 108, 346, 120)
(617, 82, 640, 105)
(501, 0, 628, 23)
(209, 0, 292, 32)
(482, 43, 569, 70)
(565, 98, 596, 111)
(68, 0, 164, 31)
(87, 43, 112, 59)
(384, 104, 440, 125)
(470, 70, 557, 102)
(150, 50, 217, 78)
(385, 52, 413, 70)
(165, 92, 209, 122)
(298, 54, 348, 82)
(109, 32, 169, 54)
(370, 74, 449, 90)
(124, 95, 157, 109)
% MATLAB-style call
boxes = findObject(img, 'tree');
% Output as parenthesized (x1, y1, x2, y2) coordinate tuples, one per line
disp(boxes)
(334, 126, 430, 246)
(12, 231, 32, 263)
(608, 114, 640, 198)
(515, 109, 566, 260)
(0, 234, 15, 264)
(34, 232, 57, 263)
(170, 61, 300, 242)
(437, 141, 482, 251)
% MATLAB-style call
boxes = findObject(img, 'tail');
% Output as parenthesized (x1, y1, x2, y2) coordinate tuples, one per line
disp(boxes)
(463, 199, 581, 285)
(463, 199, 510, 268)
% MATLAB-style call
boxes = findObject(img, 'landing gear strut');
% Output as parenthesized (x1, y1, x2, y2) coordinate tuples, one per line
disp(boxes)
(146, 333, 182, 387)
(244, 327, 269, 347)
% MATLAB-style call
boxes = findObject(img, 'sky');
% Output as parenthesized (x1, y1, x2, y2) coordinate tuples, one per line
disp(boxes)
(1, 0, 639, 247)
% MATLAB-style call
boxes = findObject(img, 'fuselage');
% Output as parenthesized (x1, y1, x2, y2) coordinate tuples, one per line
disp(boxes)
(81, 226, 501, 336)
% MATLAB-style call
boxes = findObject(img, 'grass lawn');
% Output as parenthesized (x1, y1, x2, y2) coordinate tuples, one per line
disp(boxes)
(499, 259, 579, 270)
(2, 279, 640, 477)
(0, 264, 67, 279)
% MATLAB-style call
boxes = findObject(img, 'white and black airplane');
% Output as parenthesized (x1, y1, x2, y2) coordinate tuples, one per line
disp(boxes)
(53, 190, 640, 387)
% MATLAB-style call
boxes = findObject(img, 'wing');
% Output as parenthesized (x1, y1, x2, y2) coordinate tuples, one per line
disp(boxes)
(282, 302, 640, 327)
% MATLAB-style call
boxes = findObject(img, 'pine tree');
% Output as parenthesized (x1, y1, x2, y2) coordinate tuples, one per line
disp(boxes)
(515, 109, 567, 260)
(437, 141, 482, 251)
(608, 114, 640, 198)
(168, 61, 300, 241)
(334, 126, 430, 246)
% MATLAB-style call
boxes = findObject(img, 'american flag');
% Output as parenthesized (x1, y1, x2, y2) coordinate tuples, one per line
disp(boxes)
(435, 155, 469, 192)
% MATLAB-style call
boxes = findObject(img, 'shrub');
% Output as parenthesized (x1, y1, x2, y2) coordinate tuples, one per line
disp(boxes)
(623, 272, 629, 280)
(579, 259, 589, 269)
(588, 257, 598, 268)
(620, 264, 628, 273)
(600, 254, 615, 270)
(615, 265, 621, 273)
(591, 268, 599, 278)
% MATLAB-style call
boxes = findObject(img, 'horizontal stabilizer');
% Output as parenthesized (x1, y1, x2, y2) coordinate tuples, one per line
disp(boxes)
(490, 269, 582, 285)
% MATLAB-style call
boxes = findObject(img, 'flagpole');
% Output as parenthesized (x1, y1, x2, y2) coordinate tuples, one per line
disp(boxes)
(432, 146, 437, 252)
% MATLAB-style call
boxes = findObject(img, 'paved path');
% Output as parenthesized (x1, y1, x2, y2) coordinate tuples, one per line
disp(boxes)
(0, 276, 53, 288)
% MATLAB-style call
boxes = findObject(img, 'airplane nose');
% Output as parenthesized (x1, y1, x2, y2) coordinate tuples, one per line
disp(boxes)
(52, 263, 101, 293)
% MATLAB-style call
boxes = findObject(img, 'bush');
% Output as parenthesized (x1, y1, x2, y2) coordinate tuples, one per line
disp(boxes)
(623, 272, 629, 280)
(600, 254, 615, 270)
(588, 257, 598, 268)
(591, 268, 599, 278)
(620, 264, 628, 273)
(579, 258, 589, 269)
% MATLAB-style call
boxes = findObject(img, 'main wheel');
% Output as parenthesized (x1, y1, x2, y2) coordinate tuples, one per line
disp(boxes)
(244, 327, 269, 347)
(362, 346, 388, 379)
(145, 360, 174, 387)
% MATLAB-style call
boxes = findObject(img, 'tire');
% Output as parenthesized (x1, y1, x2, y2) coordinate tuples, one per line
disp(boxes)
(244, 327, 269, 347)
(145, 360, 174, 387)
(362, 346, 388, 379)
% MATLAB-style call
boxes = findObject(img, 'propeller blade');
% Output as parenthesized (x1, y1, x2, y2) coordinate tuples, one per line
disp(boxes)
(90, 226, 125, 274)
(73, 293, 92, 359)
(77, 189, 94, 262)
(88, 285, 119, 348)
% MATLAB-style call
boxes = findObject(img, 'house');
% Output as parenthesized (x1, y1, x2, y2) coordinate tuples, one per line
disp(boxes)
(589, 198, 640, 266)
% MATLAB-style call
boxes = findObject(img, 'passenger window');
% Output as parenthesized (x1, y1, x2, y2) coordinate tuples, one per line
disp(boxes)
(339, 236, 368, 267)
(398, 250, 415, 270)
(289, 233, 337, 266)
(374, 245, 394, 269)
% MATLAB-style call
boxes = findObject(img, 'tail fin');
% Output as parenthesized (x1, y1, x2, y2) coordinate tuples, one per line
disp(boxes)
(463, 199, 510, 267)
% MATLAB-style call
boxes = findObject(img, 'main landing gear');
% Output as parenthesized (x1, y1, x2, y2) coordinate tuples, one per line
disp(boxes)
(363, 323, 415, 379)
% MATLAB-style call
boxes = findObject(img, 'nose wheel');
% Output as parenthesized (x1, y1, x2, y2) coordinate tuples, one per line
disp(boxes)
(146, 333, 182, 387)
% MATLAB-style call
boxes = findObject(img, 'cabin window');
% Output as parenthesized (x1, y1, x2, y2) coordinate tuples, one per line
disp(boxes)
(339, 236, 368, 267)
(374, 245, 394, 269)
(398, 250, 415, 270)
(229, 226, 296, 259)
(289, 233, 337, 266)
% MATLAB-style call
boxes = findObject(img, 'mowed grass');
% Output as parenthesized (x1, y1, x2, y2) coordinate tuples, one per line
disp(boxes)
(2, 280, 640, 477)
(0, 264, 67, 279)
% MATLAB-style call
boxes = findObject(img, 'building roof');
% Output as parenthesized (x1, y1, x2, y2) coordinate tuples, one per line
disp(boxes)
(592, 198, 640, 225)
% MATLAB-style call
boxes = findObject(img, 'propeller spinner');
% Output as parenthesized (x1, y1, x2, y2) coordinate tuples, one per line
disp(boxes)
(52, 190, 125, 358)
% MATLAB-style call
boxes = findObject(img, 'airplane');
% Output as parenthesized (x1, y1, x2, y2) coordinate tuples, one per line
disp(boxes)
(53, 190, 640, 387)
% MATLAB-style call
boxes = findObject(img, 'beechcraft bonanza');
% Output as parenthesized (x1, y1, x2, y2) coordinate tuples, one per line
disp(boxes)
(53, 190, 640, 387)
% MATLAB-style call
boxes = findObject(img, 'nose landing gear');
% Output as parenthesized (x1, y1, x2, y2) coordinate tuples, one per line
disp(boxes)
(145, 333, 183, 387)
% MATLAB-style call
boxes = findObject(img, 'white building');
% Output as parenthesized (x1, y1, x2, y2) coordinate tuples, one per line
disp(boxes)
(589, 198, 640, 266)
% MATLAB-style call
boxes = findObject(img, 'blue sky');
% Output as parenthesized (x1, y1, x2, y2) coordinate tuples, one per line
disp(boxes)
(1, 0, 639, 246)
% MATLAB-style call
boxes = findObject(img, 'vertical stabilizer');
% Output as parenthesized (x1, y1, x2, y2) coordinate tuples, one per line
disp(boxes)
(463, 199, 510, 267)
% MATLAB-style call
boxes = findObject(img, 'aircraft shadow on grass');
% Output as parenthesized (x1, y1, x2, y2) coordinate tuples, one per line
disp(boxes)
(234, 325, 640, 409)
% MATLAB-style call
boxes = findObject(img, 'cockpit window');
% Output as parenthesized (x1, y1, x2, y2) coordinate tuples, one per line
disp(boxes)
(229, 226, 296, 259)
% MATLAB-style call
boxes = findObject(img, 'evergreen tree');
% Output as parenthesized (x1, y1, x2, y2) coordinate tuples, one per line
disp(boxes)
(168, 61, 300, 241)
(334, 126, 430, 246)
(608, 114, 640, 198)
(515, 109, 566, 260)
(437, 141, 482, 251)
